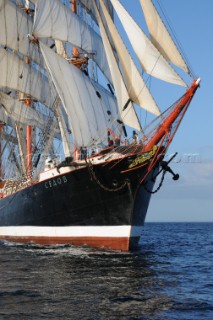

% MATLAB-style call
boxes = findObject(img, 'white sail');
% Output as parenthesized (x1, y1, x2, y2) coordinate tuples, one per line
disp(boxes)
(94, 2, 141, 131)
(0, 106, 14, 128)
(33, 0, 112, 84)
(110, 0, 186, 87)
(100, 0, 160, 116)
(0, 0, 43, 67)
(91, 80, 119, 123)
(54, 40, 72, 158)
(55, 100, 72, 158)
(78, 0, 114, 23)
(0, 48, 56, 108)
(91, 79, 123, 136)
(40, 42, 114, 147)
(0, 92, 46, 128)
(139, 0, 189, 73)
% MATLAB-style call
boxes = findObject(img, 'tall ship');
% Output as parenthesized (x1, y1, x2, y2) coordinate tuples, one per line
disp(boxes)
(0, 0, 199, 250)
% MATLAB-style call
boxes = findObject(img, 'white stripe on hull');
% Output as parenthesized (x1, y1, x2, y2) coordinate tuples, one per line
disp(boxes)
(0, 225, 143, 238)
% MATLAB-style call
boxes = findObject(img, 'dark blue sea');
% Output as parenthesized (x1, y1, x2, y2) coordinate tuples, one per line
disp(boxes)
(0, 223, 212, 320)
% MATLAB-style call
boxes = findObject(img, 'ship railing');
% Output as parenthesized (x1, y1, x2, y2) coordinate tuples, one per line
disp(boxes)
(3, 180, 21, 196)
(3, 171, 35, 197)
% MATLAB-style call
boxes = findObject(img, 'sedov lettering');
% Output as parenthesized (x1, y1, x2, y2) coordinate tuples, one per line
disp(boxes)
(44, 176, 68, 189)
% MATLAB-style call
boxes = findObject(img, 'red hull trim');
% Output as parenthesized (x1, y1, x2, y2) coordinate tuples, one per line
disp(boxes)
(0, 235, 140, 251)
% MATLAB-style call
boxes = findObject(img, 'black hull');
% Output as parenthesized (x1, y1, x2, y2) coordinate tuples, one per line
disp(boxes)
(0, 160, 158, 250)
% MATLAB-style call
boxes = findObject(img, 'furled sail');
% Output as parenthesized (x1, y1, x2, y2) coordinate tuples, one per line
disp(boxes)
(0, 48, 56, 108)
(94, 1, 141, 131)
(139, 0, 189, 74)
(0, 92, 46, 129)
(39, 42, 115, 147)
(110, 0, 186, 87)
(55, 40, 67, 59)
(33, 0, 112, 84)
(100, 0, 160, 116)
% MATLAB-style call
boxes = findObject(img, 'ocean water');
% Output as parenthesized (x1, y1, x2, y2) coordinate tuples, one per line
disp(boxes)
(0, 223, 212, 320)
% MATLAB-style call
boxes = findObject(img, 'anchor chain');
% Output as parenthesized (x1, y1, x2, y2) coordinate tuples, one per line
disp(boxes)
(143, 153, 179, 194)
(86, 159, 127, 192)
(143, 170, 166, 194)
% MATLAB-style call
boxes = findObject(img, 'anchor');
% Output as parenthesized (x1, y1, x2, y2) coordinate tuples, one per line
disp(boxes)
(153, 152, 179, 181)
(160, 161, 179, 180)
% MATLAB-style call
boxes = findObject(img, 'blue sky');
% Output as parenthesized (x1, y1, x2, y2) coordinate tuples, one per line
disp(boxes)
(119, 0, 213, 221)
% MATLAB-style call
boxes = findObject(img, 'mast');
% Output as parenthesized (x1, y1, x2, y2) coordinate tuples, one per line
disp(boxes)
(22, 4, 33, 174)
(71, 0, 77, 14)
(24, 55, 32, 173)
(70, 0, 89, 70)
(0, 122, 3, 180)
(71, 0, 80, 160)
(71, 0, 79, 59)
